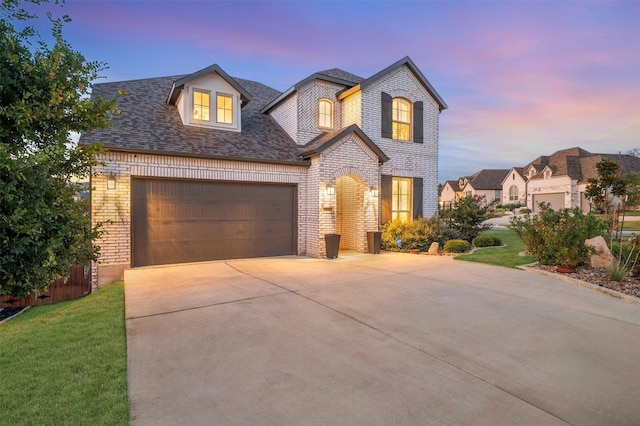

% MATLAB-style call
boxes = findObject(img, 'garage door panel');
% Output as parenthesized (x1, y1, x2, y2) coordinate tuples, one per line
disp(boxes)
(132, 179, 296, 267)
(532, 193, 565, 212)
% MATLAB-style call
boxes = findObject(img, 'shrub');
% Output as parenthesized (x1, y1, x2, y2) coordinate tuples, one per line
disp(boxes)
(608, 236, 640, 281)
(492, 236, 502, 246)
(508, 204, 606, 267)
(472, 235, 496, 247)
(440, 195, 492, 242)
(381, 217, 454, 252)
(519, 208, 532, 214)
(444, 239, 471, 253)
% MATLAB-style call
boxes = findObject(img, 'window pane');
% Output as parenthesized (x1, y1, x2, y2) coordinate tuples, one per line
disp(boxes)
(217, 94, 233, 124)
(193, 91, 210, 121)
(392, 177, 412, 222)
(319, 100, 332, 128)
(392, 98, 411, 140)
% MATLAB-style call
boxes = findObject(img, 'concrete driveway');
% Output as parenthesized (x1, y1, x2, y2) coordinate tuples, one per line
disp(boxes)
(124, 253, 640, 425)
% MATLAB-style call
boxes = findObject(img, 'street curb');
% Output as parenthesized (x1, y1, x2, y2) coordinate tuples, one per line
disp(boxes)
(518, 264, 640, 307)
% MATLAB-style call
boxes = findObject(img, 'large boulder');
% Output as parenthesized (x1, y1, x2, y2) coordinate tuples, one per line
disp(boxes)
(585, 236, 614, 268)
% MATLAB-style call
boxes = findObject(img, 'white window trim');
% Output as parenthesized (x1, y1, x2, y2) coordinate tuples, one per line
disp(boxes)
(392, 98, 411, 141)
(216, 92, 234, 125)
(318, 99, 333, 129)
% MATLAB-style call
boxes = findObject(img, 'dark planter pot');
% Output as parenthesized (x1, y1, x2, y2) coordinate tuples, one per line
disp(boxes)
(325, 233, 341, 259)
(556, 265, 577, 274)
(367, 231, 381, 254)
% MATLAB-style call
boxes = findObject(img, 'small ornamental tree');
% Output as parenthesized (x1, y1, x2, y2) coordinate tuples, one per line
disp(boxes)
(441, 194, 492, 242)
(0, 0, 120, 297)
(584, 159, 627, 215)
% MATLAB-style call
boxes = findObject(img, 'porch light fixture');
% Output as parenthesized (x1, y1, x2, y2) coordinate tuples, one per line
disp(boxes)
(107, 174, 116, 190)
(370, 186, 379, 197)
(326, 185, 335, 196)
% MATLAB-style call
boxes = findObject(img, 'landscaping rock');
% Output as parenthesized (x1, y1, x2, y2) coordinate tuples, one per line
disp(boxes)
(428, 242, 439, 255)
(585, 236, 614, 268)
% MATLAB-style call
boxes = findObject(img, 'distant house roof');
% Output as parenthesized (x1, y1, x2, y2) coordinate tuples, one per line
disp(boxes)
(337, 56, 448, 111)
(299, 124, 389, 163)
(524, 147, 640, 182)
(466, 169, 510, 190)
(80, 74, 307, 165)
(444, 180, 461, 192)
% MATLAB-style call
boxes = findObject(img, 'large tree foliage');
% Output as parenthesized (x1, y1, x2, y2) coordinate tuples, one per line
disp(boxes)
(0, 0, 118, 297)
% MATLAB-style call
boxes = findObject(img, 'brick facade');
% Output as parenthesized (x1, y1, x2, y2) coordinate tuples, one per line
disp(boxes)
(91, 152, 308, 288)
(88, 58, 444, 287)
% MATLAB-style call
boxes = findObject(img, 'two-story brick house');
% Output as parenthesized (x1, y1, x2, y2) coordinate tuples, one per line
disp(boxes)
(81, 56, 447, 288)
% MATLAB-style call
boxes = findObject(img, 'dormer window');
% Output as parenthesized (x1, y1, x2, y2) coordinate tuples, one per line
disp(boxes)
(217, 93, 233, 124)
(528, 168, 536, 178)
(544, 169, 552, 179)
(319, 99, 333, 129)
(193, 90, 210, 121)
(392, 98, 411, 141)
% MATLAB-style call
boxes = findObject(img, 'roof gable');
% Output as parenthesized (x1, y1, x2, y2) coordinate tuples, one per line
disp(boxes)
(337, 56, 448, 111)
(299, 124, 389, 163)
(167, 64, 252, 106)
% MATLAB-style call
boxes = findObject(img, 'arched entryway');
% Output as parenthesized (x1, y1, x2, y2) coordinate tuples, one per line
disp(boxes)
(335, 175, 365, 252)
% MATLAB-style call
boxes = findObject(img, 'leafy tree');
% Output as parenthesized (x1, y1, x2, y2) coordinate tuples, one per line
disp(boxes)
(441, 194, 492, 242)
(0, 0, 119, 297)
(624, 173, 640, 208)
(584, 159, 627, 215)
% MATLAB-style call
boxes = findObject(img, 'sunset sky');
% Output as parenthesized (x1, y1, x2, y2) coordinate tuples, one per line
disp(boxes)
(24, 0, 640, 182)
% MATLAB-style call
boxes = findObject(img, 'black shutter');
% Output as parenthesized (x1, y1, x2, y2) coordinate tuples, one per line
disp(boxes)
(381, 174, 393, 224)
(413, 177, 423, 219)
(381, 92, 392, 139)
(413, 101, 423, 144)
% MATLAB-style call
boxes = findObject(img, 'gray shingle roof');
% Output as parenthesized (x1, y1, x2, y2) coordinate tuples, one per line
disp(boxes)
(299, 124, 389, 163)
(80, 75, 306, 165)
(467, 169, 510, 190)
(316, 68, 364, 84)
(524, 147, 640, 182)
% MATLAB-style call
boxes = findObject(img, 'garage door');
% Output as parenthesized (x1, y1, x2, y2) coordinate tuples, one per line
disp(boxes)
(532, 193, 565, 212)
(131, 178, 296, 267)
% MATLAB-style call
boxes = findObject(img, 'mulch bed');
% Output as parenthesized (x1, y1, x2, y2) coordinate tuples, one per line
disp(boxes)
(529, 263, 640, 299)
(0, 307, 27, 322)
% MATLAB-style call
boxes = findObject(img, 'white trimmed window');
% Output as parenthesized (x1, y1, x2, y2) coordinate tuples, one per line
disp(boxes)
(509, 185, 518, 201)
(319, 99, 333, 129)
(392, 98, 411, 141)
(192, 90, 210, 121)
(217, 93, 233, 124)
(392, 177, 412, 222)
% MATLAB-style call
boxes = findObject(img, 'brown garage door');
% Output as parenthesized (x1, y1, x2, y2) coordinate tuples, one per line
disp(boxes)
(132, 178, 296, 267)
(532, 193, 565, 212)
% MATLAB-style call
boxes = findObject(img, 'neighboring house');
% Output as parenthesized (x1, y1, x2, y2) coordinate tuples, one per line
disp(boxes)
(458, 169, 510, 205)
(500, 167, 526, 206)
(526, 147, 640, 212)
(81, 56, 447, 288)
(444, 147, 640, 214)
(438, 180, 461, 209)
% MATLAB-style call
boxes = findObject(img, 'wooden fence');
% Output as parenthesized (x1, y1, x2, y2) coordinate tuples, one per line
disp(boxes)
(0, 266, 90, 308)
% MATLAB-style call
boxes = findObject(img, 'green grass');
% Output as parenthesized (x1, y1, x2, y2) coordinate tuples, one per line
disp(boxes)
(0, 281, 128, 425)
(456, 229, 536, 268)
(622, 221, 640, 231)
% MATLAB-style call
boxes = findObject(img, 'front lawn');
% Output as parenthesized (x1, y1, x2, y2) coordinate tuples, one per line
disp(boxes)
(456, 229, 536, 268)
(0, 281, 128, 425)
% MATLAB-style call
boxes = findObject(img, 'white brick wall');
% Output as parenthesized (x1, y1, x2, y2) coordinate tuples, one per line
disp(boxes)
(359, 65, 440, 218)
(269, 92, 298, 141)
(296, 81, 344, 145)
